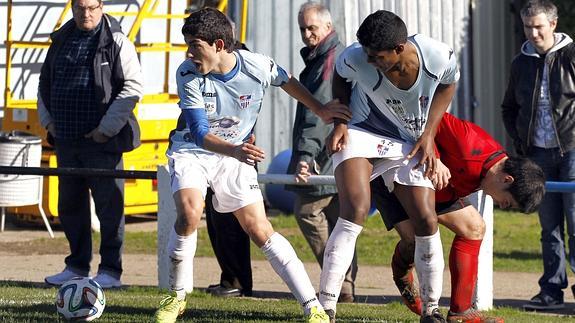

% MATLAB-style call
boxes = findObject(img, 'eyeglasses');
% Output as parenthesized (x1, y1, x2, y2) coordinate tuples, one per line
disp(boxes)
(73, 4, 102, 14)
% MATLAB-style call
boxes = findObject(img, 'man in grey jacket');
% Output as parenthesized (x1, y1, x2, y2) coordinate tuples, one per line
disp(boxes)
(502, 0, 575, 311)
(38, 0, 143, 289)
(286, 2, 357, 303)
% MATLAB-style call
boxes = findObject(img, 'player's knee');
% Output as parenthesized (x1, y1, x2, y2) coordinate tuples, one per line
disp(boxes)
(175, 203, 202, 231)
(244, 220, 274, 247)
(411, 213, 438, 235)
(341, 202, 370, 224)
(463, 218, 486, 240)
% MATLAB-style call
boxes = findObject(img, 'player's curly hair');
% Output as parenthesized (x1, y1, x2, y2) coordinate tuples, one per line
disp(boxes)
(356, 10, 407, 51)
(504, 156, 545, 213)
(182, 8, 234, 53)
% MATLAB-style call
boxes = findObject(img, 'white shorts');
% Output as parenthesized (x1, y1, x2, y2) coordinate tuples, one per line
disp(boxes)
(332, 126, 434, 192)
(167, 150, 263, 213)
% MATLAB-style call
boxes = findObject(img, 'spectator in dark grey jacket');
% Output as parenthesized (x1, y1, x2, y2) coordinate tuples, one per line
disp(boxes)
(286, 2, 357, 303)
(38, 0, 142, 289)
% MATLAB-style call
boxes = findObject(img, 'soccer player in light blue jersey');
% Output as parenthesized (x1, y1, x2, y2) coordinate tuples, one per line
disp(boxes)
(318, 11, 459, 323)
(154, 8, 351, 323)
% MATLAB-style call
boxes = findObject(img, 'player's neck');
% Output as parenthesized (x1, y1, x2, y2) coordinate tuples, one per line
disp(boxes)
(212, 51, 237, 75)
(480, 156, 508, 190)
(396, 43, 419, 73)
(386, 44, 419, 89)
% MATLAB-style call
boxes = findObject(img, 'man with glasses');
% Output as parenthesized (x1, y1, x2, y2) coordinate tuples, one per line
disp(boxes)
(38, 0, 143, 289)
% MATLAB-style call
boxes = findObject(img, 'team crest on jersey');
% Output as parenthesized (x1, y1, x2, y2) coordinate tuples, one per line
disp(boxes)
(204, 102, 216, 114)
(376, 139, 394, 156)
(239, 95, 252, 109)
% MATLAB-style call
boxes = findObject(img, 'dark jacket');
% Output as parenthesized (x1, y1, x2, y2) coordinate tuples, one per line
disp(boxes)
(37, 15, 143, 153)
(286, 31, 344, 197)
(501, 33, 575, 155)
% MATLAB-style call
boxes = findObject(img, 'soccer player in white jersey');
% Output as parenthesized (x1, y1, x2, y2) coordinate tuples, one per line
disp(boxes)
(318, 11, 459, 323)
(154, 8, 351, 323)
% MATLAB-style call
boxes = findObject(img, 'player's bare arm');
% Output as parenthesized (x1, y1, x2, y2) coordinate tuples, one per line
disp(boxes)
(326, 70, 353, 154)
(407, 82, 456, 177)
(203, 133, 264, 166)
(280, 76, 351, 123)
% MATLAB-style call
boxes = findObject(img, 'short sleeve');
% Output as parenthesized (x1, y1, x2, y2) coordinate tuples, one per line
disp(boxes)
(269, 59, 290, 87)
(176, 68, 204, 110)
(439, 49, 460, 85)
(335, 43, 361, 81)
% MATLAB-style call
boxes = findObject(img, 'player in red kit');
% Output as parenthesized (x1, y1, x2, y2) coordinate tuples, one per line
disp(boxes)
(372, 113, 545, 322)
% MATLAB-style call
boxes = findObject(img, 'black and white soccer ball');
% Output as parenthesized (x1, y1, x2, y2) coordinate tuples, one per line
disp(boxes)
(56, 277, 106, 321)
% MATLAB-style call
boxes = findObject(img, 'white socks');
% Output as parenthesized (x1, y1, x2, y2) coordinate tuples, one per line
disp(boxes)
(415, 229, 444, 316)
(168, 227, 198, 299)
(319, 218, 363, 312)
(261, 232, 321, 314)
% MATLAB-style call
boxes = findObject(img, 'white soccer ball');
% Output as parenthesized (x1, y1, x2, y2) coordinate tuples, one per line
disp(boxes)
(56, 277, 106, 321)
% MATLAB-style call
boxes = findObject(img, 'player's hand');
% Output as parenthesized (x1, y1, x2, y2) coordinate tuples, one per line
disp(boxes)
(85, 128, 110, 143)
(326, 123, 348, 155)
(318, 99, 352, 124)
(431, 158, 451, 190)
(407, 132, 436, 178)
(232, 134, 265, 166)
(294, 161, 312, 183)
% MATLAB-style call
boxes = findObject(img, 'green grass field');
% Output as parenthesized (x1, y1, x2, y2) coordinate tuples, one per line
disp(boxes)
(0, 209, 571, 322)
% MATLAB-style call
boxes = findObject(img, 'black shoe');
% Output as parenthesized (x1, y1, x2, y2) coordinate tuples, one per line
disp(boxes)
(206, 283, 220, 292)
(523, 292, 564, 311)
(207, 285, 243, 297)
(571, 285, 575, 299)
(420, 308, 446, 323)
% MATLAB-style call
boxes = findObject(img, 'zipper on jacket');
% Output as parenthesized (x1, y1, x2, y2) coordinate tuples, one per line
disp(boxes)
(545, 55, 564, 156)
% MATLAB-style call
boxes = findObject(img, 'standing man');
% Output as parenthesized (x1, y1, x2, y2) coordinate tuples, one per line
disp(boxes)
(154, 8, 350, 323)
(502, 0, 575, 311)
(319, 10, 459, 323)
(286, 2, 357, 303)
(38, 0, 143, 288)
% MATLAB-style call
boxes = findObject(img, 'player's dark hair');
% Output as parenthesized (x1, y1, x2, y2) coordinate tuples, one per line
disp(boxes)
(504, 156, 545, 213)
(182, 8, 234, 53)
(520, 0, 558, 21)
(356, 10, 407, 51)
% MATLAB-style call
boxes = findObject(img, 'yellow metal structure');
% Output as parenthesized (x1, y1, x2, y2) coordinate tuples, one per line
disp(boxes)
(3, 0, 249, 219)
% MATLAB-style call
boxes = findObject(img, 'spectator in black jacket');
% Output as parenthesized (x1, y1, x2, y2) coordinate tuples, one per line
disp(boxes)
(502, 0, 575, 311)
(286, 2, 357, 303)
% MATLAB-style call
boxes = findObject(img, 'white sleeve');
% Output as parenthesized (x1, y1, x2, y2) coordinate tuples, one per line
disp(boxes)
(269, 58, 290, 87)
(335, 44, 361, 81)
(439, 49, 460, 85)
(177, 70, 204, 110)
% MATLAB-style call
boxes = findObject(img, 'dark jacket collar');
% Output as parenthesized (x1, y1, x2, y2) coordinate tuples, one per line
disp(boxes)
(50, 14, 122, 47)
(300, 31, 340, 62)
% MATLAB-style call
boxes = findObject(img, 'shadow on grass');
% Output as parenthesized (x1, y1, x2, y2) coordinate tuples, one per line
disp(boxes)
(493, 250, 541, 261)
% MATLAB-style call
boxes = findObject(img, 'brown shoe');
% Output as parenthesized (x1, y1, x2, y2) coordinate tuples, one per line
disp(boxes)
(447, 308, 504, 323)
(337, 293, 354, 303)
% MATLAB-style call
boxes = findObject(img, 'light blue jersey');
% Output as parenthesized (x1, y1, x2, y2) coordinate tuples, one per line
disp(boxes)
(336, 34, 459, 143)
(168, 50, 289, 154)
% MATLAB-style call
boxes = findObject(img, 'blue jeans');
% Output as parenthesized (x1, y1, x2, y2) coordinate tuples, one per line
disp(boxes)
(55, 140, 125, 279)
(529, 147, 575, 301)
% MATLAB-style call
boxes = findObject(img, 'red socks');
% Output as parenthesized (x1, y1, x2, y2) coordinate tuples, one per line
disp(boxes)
(449, 236, 482, 313)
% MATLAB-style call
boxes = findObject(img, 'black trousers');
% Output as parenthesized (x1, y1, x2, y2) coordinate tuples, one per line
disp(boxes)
(205, 189, 253, 295)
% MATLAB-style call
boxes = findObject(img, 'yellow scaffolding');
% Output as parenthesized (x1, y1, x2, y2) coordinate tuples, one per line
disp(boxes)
(2, 0, 249, 219)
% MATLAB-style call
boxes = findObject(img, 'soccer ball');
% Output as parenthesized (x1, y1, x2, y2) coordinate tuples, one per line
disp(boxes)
(56, 277, 106, 321)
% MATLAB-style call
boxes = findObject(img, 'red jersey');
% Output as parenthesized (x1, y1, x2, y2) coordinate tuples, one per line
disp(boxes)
(435, 113, 506, 203)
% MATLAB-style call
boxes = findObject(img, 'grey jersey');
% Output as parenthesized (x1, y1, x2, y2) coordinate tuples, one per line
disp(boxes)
(336, 34, 459, 143)
(168, 50, 289, 154)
